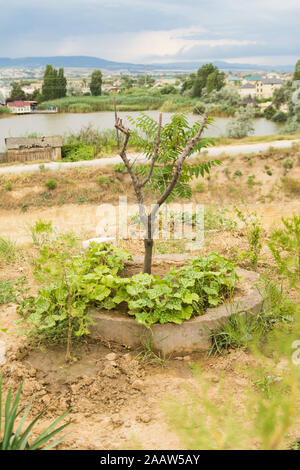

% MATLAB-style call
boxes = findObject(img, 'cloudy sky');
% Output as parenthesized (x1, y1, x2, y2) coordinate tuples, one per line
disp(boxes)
(1, 0, 299, 66)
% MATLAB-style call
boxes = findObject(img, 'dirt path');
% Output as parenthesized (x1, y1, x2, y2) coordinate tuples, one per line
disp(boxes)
(0, 139, 299, 176)
(1, 201, 300, 245)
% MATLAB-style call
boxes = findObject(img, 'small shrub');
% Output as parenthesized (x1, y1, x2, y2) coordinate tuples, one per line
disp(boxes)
(45, 179, 57, 191)
(4, 183, 12, 191)
(204, 207, 237, 232)
(282, 177, 300, 195)
(268, 214, 300, 285)
(0, 237, 16, 264)
(226, 105, 255, 138)
(283, 160, 293, 170)
(113, 163, 127, 173)
(77, 195, 88, 204)
(42, 192, 51, 201)
(0, 280, 16, 304)
(247, 175, 258, 186)
(272, 111, 288, 123)
(234, 206, 262, 270)
(195, 181, 205, 193)
(61, 143, 94, 162)
(97, 176, 112, 187)
(233, 170, 243, 177)
(21, 203, 29, 212)
(30, 220, 54, 246)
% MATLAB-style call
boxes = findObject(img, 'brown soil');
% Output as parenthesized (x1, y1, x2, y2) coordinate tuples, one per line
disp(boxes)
(1, 321, 299, 450)
(0, 144, 299, 212)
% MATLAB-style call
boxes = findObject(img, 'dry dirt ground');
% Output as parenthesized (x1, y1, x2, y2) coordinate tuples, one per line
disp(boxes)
(0, 146, 300, 450)
(1, 306, 299, 450)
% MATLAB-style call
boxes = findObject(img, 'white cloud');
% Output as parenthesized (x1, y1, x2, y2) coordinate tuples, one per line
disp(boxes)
(226, 55, 299, 66)
(0, 0, 298, 66)
(51, 27, 259, 63)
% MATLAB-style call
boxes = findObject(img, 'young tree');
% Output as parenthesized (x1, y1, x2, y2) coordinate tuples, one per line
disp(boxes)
(293, 59, 300, 81)
(41, 65, 66, 101)
(57, 67, 67, 98)
(191, 64, 225, 98)
(115, 113, 220, 273)
(10, 83, 26, 101)
(226, 105, 255, 138)
(90, 70, 102, 96)
(272, 86, 286, 109)
(269, 215, 300, 286)
(206, 71, 218, 94)
(42, 64, 56, 101)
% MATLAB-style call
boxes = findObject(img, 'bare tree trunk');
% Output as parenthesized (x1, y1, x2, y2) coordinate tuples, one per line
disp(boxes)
(143, 214, 154, 274)
(114, 98, 120, 150)
(144, 238, 154, 274)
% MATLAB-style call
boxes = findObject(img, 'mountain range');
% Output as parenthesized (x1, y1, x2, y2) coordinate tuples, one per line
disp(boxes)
(0, 56, 294, 72)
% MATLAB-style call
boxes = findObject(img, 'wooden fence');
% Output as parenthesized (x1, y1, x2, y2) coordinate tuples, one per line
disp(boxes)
(0, 147, 61, 163)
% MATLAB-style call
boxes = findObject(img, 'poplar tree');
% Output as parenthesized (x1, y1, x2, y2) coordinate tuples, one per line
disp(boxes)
(10, 83, 26, 101)
(58, 68, 67, 98)
(41, 65, 67, 101)
(294, 60, 300, 81)
(90, 70, 102, 96)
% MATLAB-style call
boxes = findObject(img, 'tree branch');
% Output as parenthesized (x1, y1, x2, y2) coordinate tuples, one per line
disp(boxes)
(140, 112, 162, 188)
(153, 114, 208, 214)
(115, 117, 147, 224)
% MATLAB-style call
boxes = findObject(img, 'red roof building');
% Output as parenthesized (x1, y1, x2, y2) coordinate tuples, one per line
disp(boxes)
(6, 101, 31, 114)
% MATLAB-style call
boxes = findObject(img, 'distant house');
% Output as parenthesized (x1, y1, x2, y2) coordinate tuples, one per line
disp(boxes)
(238, 83, 256, 98)
(226, 76, 241, 86)
(255, 78, 284, 99)
(101, 84, 120, 93)
(7, 101, 31, 114)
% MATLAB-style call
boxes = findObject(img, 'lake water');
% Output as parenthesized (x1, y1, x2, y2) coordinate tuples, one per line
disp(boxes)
(0, 111, 281, 152)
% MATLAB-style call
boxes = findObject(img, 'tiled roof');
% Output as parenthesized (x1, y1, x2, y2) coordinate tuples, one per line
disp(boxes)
(240, 83, 256, 89)
(244, 75, 262, 81)
(7, 101, 30, 107)
(261, 78, 284, 85)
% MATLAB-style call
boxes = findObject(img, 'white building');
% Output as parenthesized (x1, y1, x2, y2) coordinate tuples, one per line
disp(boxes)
(238, 83, 256, 98)
(7, 100, 31, 114)
(256, 78, 284, 99)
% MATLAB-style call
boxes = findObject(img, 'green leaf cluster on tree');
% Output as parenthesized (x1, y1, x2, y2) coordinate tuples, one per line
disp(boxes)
(182, 64, 225, 98)
(9, 83, 26, 101)
(90, 70, 103, 96)
(41, 64, 67, 101)
(115, 112, 221, 273)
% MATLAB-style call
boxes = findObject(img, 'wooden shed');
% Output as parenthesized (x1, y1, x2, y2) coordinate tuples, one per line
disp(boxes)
(2, 136, 62, 163)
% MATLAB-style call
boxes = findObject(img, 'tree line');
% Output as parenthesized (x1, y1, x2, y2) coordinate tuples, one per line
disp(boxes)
(7, 66, 102, 103)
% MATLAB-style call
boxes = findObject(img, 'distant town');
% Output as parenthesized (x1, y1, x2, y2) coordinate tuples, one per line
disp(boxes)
(0, 62, 293, 115)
